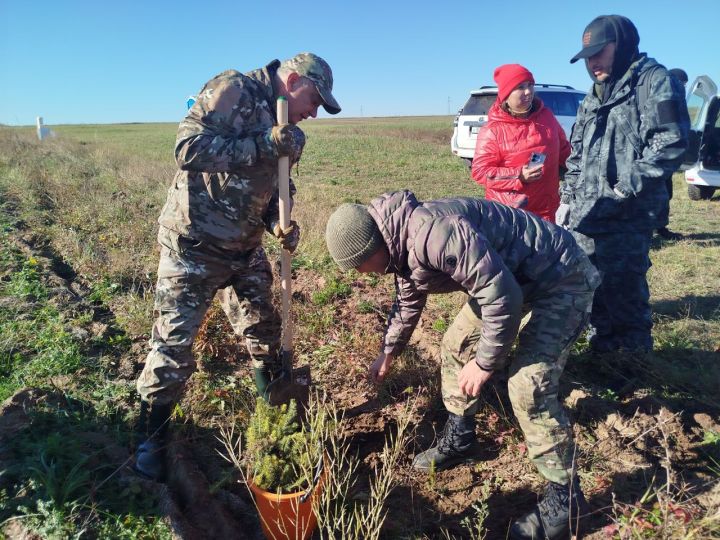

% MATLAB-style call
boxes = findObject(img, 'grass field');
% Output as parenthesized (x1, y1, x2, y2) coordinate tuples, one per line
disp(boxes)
(0, 118, 718, 539)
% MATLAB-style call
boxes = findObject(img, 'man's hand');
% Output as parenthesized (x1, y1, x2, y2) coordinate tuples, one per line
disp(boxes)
(613, 185, 631, 199)
(458, 361, 493, 397)
(257, 125, 305, 163)
(369, 352, 394, 384)
(555, 203, 570, 228)
(520, 164, 543, 183)
(272, 220, 300, 253)
(270, 124, 305, 163)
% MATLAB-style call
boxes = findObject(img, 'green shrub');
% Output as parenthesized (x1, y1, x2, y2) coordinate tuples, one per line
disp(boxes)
(432, 318, 449, 333)
(245, 399, 313, 493)
(311, 278, 351, 306)
(357, 300, 375, 314)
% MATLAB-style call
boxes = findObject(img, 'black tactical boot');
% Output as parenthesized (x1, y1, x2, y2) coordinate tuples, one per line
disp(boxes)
(657, 227, 682, 241)
(133, 401, 173, 482)
(412, 413, 476, 471)
(510, 477, 588, 540)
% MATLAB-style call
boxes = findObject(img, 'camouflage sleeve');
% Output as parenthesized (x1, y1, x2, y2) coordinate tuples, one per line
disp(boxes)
(174, 77, 271, 173)
(617, 69, 690, 196)
(420, 216, 523, 370)
(382, 275, 428, 357)
(471, 125, 524, 192)
(561, 98, 591, 203)
(263, 177, 297, 232)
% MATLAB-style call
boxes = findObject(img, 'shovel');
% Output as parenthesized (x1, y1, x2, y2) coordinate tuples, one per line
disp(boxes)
(265, 96, 311, 408)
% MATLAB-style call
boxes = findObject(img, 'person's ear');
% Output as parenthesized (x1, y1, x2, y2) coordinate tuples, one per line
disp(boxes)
(286, 72, 300, 92)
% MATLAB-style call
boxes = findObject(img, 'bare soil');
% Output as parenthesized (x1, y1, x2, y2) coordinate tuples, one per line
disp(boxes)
(2, 233, 718, 539)
(180, 266, 720, 538)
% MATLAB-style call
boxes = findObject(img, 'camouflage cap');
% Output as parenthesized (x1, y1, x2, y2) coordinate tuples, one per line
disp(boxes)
(285, 52, 341, 114)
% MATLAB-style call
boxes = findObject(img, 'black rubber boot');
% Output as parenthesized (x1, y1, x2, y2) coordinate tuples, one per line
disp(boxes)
(254, 366, 273, 400)
(657, 227, 683, 241)
(253, 364, 287, 402)
(253, 348, 288, 402)
(510, 477, 588, 540)
(412, 413, 476, 471)
(133, 401, 173, 482)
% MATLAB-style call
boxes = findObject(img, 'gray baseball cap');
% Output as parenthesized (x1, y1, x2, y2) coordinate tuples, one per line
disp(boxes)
(285, 52, 341, 114)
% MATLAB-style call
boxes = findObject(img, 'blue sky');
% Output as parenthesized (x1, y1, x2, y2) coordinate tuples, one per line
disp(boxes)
(1, 0, 718, 125)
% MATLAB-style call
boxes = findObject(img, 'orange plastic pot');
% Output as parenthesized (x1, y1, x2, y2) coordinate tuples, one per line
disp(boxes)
(248, 474, 324, 540)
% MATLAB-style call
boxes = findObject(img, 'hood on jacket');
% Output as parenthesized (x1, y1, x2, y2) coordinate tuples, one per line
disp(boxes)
(586, 15, 640, 102)
(367, 190, 419, 274)
(588, 54, 655, 107)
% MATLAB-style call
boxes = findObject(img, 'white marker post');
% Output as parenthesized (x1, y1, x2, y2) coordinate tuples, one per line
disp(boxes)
(36, 117, 45, 141)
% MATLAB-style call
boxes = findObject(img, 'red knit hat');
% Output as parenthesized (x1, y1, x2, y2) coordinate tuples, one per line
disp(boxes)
(494, 64, 535, 103)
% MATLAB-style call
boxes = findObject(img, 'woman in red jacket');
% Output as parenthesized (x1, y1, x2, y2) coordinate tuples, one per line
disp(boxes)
(471, 64, 571, 222)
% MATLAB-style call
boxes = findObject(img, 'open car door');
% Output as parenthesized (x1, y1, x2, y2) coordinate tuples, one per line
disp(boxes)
(683, 75, 718, 167)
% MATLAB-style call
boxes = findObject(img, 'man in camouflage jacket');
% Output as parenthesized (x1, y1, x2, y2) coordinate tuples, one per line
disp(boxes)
(133, 53, 340, 481)
(557, 15, 689, 354)
(326, 190, 600, 540)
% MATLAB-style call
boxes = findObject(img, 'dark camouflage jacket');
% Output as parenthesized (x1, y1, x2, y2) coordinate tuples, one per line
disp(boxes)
(369, 190, 587, 370)
(562, 55, 689, 235)
(158, 60, 293, 253)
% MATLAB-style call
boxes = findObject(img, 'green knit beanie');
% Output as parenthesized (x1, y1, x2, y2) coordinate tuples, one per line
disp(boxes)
(326, 204, 384, 271)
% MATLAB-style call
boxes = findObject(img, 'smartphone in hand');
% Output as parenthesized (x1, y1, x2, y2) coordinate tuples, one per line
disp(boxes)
(528, 152, 546, 166)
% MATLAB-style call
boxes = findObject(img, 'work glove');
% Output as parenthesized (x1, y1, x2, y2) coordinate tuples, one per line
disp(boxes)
(555, 203, 570, 228)
(271, 220, 300, 253)
(257, 124, 305, 163)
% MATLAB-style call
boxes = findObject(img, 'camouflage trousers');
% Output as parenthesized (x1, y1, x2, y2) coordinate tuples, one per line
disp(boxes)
(440, 252, 599, 484)
(572, 231, 653, 353)
(136, 232, 281, 405)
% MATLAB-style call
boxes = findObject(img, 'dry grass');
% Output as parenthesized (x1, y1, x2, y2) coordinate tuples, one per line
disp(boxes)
(1, 118, 718, 538)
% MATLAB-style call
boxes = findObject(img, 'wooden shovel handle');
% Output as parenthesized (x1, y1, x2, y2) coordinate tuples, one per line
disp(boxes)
(277, 98, 293, 352)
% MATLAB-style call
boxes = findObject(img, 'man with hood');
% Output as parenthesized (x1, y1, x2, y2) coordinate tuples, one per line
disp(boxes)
(326, 190, 600, 540)
(556, 15, 689, 355)
(133, 53, 341, 482)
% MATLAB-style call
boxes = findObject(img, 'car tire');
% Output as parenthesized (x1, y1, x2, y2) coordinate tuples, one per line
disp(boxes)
(687, 184, 715, 200)
(462, 158, 473, 170)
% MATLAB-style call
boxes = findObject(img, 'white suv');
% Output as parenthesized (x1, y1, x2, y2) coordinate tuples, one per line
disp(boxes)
(450, 84, 586, 167)
(683, 75, 720, 200)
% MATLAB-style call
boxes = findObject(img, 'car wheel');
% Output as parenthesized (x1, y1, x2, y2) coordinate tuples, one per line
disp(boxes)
(688, 184, 715, 200)
(462, 158, 472, 170)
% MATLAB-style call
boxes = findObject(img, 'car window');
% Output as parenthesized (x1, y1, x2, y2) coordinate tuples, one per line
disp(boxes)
(537, 91, 584, 117)
(687, 92, 706, 130)
(461, 94, 496, 115)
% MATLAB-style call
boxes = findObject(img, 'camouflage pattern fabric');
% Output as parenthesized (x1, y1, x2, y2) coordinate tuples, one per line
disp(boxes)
(562, 55, 689, 236)
(572, 230, 653, 352)
(283, 52, 341, 114)
(136, 229, 281, 405)
(441, 253, 599, 484)
(137, 59, 304, 405)
(366, 190, 594, 371)
(561, 55, 688, 355)
(159, 60, 302, 252)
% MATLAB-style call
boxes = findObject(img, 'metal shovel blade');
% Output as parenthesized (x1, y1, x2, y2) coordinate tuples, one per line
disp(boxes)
(266, 351, 311, 408)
